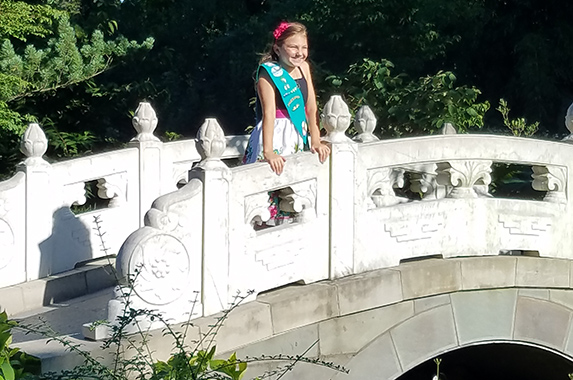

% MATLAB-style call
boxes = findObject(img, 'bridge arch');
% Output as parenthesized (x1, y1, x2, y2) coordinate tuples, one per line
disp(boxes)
(209, 255, 573, 379)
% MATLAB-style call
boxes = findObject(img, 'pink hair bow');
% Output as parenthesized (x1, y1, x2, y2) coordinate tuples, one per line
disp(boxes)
(273, 22, 290, 40)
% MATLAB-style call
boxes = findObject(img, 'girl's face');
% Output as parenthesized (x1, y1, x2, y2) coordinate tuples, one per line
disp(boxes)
(274, 33, 308, 71)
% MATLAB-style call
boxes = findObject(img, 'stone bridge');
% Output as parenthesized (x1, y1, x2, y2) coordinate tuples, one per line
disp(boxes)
(4, 96, 573, 378)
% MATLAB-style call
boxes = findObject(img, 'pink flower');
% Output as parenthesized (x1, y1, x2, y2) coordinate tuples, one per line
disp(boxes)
(273, 22, 290, 40)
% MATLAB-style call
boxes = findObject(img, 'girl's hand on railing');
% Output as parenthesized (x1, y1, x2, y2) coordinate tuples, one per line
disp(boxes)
(311, 142, 331, 163)
(264, 151, 286, 175)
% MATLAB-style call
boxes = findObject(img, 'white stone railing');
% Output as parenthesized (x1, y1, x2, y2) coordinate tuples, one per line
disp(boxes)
(0, 103, 248, 287)
(105, 96, 573, 331)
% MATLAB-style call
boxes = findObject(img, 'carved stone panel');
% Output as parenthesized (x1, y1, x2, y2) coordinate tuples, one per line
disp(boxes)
(128, 233, 191, 306)
(367, 167, 408, 208)
(498, 214, 552, 237)
(436, 160, 492, 198)
(408, 163, 448, 201)
(384, 216, 445, 243)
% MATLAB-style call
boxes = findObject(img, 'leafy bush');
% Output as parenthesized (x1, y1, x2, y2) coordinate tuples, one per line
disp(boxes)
(328, 58, 490, 136)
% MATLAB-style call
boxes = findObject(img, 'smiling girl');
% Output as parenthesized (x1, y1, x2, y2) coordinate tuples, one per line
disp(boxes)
(243, 21, 330, 175)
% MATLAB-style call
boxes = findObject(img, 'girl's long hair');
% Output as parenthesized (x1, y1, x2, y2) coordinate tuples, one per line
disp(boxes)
(259, 22, 307, 64)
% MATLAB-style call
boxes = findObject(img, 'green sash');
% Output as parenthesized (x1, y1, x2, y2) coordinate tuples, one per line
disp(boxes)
(258, 62, 309, 147)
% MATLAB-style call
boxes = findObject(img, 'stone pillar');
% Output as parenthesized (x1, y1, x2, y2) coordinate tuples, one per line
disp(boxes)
(130, 102, 164, 226)
(323, 96, 357, 279)
(20, 123, 55, 279)
(189, 118, 232, 316)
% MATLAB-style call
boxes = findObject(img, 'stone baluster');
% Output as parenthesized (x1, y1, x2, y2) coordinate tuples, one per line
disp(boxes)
(531, 165, 567, 204)
(408, 124, 456, 200)
(436, 160, 493, 198)
(367, 167, 408, 208)
(19, 123, 55, 279)
(130, 103, 166, 226)
(353, 105, 379, 143)
(277, 182, 317, 223)
(97, 173, 127, 207)
(190, 118, 232, 316)
(409, 164, 448, 200)
(323, 95, 357, 278)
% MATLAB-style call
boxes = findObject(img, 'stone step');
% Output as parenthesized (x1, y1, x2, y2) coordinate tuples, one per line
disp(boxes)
(0, 257, 118, 317)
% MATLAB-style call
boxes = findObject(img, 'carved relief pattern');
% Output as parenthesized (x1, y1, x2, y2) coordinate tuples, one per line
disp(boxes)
(244, 192, 272, 227)
(384, 216, 445, 243)
(531, 165, 567, 204)
(498, 214, 552, 236)
(97, 173, 127, 207)
(436, 160, 492, 198)
(367, 167, 408, 208)
(145, 179, 202, 233)
(129, 233, 190, 305)
(408, 163, 448, 200)
(254, 244, 300, 271)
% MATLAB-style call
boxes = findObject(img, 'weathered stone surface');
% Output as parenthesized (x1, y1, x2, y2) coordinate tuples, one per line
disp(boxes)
(518, 288, 549, 300)
(335, 332, 402, 380)
(231, 324, 319, 358)
(319, 302, 414, 355)
(0, 286, 24, 316)
(194, 301, 273, 354)
(451, 289, 517, 344)
(514, 297, 571, 350)
(258, 283, 339, 334)
(399, 259, 462, 299)
(549, 289, 573, 310)
(460, 256, 516, 289)
(335, 268, 402, 315)
(516, 257, 570, 288)
(414, 294, 450, 314)
(391, 304, 458, 371)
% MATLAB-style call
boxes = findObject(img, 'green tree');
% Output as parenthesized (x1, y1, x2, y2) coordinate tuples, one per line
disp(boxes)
(0, 1, 153, 175)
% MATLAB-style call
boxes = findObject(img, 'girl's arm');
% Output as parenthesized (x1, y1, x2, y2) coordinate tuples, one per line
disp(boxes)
(258, 70, 286, 175)
(301, 61, 330, 163)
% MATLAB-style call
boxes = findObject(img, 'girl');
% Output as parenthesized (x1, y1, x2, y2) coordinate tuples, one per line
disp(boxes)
(243, 21, 330, 175)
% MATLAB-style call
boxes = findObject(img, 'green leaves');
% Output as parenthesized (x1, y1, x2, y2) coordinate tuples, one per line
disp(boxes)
(496, 98, 539, 137)
(328, 58, 490, 136)
(210, 352, 248, 380)
(0, 0, 65, 41)
(151, 346, 248, 380)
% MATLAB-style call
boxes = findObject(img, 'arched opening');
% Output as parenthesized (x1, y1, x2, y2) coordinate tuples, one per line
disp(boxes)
(397, 343, 573, 380)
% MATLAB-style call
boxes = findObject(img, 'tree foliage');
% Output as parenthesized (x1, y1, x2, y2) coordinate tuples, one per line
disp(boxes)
(2, 0, 573, 175)
(0, 1, 153, 174)
(329, 58, 490, 136)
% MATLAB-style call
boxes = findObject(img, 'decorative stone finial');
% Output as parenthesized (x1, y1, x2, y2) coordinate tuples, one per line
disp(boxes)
(20, 123, 48, 165)
(439, 122, 457, 135)
(132, 102, 159, 142)
(197, 118, 226, 160)
(322, 95, 352, 143)
(564, 103, 573, 135)
(353, 105, 379, 143)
